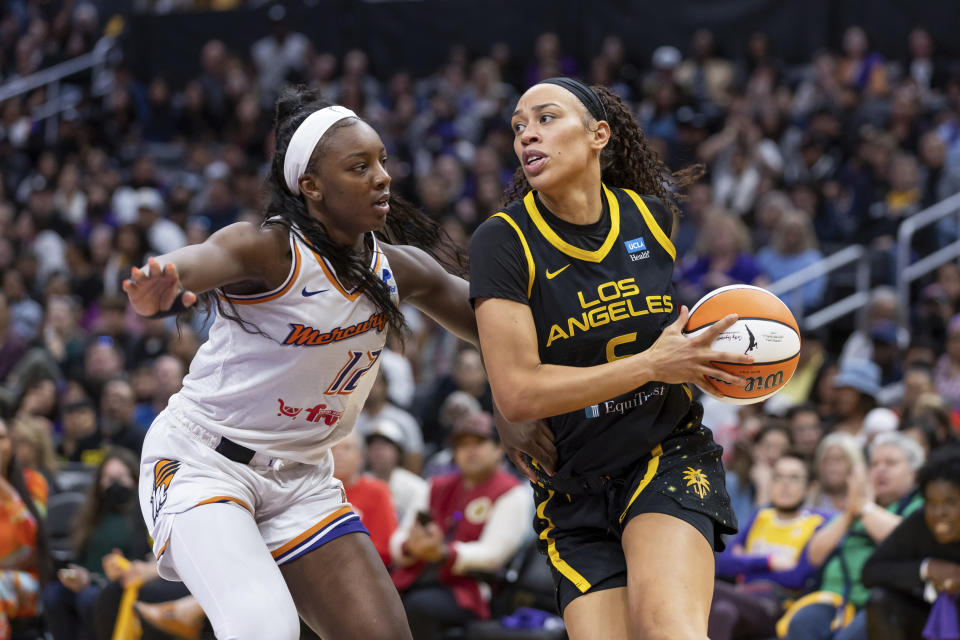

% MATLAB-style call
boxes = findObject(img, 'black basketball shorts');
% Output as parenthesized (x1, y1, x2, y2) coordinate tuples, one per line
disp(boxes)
(530, 404, 738, 614)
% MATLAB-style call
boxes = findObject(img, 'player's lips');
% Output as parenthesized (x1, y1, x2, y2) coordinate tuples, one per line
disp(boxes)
(522, 149, 548, 176)
(373, 192, 390, 214)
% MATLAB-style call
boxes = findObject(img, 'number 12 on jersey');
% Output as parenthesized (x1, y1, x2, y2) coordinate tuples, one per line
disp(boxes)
(326, 349, 383, 395)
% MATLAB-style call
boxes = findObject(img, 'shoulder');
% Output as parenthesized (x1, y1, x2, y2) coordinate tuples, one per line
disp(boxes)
(470, 212, 526, 252)
(617, 190, 674, 237)
(211, 220, 290, 261)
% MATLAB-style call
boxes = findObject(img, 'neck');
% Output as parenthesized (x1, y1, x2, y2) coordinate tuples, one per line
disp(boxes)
(775, 506, 802, 520)
(462, 467, 496, 489)
(537, 168, 603, 225)
(307, 202, 366, 250)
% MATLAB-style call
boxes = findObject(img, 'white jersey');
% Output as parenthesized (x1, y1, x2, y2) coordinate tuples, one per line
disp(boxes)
(167, 230, 397, 465)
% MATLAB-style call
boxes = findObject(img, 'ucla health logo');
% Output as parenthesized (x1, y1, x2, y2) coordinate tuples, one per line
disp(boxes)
(624, 237, 650, 262)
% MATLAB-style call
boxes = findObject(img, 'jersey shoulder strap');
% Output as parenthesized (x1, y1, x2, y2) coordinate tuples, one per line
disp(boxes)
(619, 188, 676, 261)
(488, 206, 536, 299)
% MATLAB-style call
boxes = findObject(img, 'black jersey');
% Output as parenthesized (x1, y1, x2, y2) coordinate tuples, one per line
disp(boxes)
(469, 184, 694, 477)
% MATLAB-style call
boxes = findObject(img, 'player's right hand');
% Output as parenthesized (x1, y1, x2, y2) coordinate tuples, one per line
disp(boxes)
(643, 305, 753, 397)
(122, 256, 197, 317)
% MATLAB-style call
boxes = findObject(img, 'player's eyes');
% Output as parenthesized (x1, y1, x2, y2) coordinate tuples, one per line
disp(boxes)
(512, 122, 525, 133)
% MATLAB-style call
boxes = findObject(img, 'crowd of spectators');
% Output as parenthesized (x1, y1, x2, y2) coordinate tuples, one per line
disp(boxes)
(4, 0, 960, 637)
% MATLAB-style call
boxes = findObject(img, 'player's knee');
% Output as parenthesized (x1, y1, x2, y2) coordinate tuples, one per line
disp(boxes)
(635, 614, 708, 640)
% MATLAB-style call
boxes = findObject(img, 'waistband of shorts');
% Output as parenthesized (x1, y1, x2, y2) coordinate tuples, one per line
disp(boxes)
(534, 401, 704, 495)
(163, 406, 302, 471)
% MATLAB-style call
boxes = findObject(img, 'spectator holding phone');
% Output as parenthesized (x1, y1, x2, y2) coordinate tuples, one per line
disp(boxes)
(390, 411, 533, 640)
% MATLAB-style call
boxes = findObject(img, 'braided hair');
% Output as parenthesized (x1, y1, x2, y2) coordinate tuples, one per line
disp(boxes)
(502, 85, 703, 215)
(209, 86, 465, 336)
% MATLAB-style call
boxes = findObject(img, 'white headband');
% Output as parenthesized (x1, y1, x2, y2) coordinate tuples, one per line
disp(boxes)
(283, 105, 358, 195)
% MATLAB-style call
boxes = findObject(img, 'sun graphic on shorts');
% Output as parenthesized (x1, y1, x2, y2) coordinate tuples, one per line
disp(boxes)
(682, 467, 711, 499)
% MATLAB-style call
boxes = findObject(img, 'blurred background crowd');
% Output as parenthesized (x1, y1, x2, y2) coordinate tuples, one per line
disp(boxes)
(3, 0, 960, 639)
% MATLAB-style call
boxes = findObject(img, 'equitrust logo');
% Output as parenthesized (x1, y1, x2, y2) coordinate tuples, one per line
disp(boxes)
(584, 384, 665, 418)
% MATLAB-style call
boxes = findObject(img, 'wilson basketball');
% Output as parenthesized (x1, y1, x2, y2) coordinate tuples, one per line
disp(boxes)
(682, 285, 801, 405)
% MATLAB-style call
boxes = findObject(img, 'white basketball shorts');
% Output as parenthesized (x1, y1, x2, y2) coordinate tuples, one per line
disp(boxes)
(139, 407, 367, 581)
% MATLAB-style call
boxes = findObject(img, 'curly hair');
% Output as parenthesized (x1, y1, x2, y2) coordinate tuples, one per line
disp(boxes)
(501, 84, 703, 216)
(206, 86, 465, 337)
(916, 445, 960, 493)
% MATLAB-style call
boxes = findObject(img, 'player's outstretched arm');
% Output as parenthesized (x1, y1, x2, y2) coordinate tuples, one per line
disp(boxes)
(383, 243, 478, 347)
(475, 299, 754, 423)
(122, 222, 287, 317)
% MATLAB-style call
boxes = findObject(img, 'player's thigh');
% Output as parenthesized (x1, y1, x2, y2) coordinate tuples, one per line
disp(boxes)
(280, 531, 411, 640)
(167, 503, 300, 640)
(562, 586, 630, 640)
(622, 512, 714, 640)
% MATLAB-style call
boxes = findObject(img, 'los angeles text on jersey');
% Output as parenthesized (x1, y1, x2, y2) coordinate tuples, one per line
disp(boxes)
(283, 312, 388, 346)
(546, 278, 673, 347)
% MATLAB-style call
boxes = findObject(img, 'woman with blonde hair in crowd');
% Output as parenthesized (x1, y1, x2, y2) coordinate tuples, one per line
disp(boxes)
(677, 212, 766, 305)
(756, 209, 826, 315)
(807, 432, 865, 512)
(11, 417, 59, 493)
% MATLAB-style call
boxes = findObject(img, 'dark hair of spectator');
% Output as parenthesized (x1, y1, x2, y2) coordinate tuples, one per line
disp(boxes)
(208, 85, 465, 336)
(501, 84, 703, 216)
(916, 446, 960, 494)
(2, 422, 52, 584)
(777, 449, 813, 483)
(785, 402, 820, 422)
(72, 447, 141, 555)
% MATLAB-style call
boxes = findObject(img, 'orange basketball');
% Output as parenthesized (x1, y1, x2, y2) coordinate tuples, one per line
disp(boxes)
(682, 285, 801, 405)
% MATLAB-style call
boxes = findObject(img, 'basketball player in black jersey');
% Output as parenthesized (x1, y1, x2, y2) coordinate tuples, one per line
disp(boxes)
(469, 78, 754, 640)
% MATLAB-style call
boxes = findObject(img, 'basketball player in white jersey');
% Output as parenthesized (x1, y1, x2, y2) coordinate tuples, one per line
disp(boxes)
(122, 87, 479, 640)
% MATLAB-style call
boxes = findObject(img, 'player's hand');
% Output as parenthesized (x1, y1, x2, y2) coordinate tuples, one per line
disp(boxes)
(122, 256, 197, 317)
(493, 410, 556, 482)
(643, 305, 753, 397)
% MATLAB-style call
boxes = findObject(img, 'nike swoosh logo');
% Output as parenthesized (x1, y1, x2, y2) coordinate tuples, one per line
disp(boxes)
(545, 265, 570, 279)
(301, 287, 328, 297)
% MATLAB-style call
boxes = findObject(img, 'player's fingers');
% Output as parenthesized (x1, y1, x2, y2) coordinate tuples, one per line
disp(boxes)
(164, 261, 182, 284)
(507, 449, 537, 484)
(158, 282, 180, 311)
(667, 305, 689, 334)
(707, 350, 755, 365)
(181, 291, 197, 308)
(147, 256, 162, 278)
(129, 266, 147, 283)
(704, 366, 745, 387)
(699, 313, 739, 342)
(534, 439, 557, 476)
(698, 376, 725, 399)
(525, 437, 556, 476)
